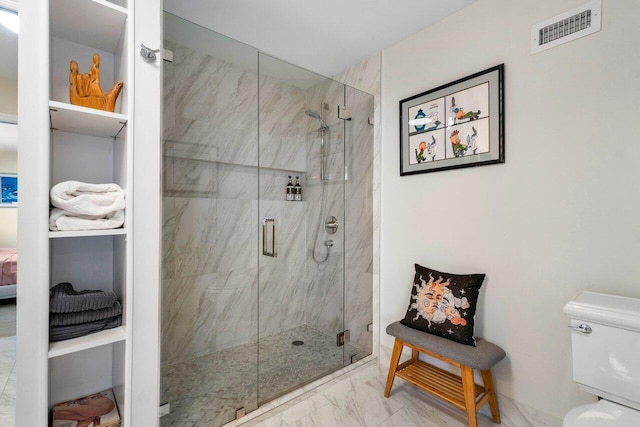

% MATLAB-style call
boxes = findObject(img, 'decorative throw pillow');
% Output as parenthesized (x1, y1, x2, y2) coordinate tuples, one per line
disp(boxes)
(400, 264, 485, 346)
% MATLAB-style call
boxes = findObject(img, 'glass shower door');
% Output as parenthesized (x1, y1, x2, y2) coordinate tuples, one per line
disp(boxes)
(161, 12, 259, 427)
(344, 85, 374, 360)
(257, 53, 346, 404)
(160, 13, 374, 425)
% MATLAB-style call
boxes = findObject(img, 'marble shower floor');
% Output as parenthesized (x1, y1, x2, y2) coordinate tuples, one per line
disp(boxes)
(161, 325, 368, 427)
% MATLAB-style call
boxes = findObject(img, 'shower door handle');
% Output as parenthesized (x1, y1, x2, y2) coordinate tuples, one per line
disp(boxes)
(262, 218, 278, 257)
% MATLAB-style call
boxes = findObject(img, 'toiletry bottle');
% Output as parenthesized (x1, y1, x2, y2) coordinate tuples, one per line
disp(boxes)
(294, 176, 302, 201)
(286, 176, 293, 201)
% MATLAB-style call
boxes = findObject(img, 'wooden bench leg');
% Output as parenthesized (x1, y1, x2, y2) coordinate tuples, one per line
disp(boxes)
(461, 365, 477, 427)
(482, 369, 501, 424)
(384, 338, 404, 397)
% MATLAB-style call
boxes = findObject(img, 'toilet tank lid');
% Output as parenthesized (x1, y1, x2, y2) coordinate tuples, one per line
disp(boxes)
(564, 291, 640, 332)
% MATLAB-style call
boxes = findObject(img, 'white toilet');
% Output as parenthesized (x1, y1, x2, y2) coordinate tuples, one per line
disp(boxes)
(563, 291, 640, 426)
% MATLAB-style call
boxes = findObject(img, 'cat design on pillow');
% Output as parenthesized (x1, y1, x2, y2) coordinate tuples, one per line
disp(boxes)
(410, 273, 470, 327)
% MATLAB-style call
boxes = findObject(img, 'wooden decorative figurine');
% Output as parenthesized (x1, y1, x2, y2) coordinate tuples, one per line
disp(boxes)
(69, 54, 123, 112)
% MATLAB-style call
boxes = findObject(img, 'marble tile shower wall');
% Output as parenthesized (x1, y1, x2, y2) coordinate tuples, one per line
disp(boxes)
(162, 39, 374, 367)
(162, 41, 318, 366)
(344, 87, 374, 355)
(333, 53, 381, 359)
(162, 41, 261, 366)
(258, 68, 311, 339)
(257, 73, 373, 356)
(302, 79, 346, 339)
(302, 81, 374, 355)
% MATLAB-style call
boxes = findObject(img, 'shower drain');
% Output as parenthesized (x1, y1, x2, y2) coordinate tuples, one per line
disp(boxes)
(291, 340, 304, 346)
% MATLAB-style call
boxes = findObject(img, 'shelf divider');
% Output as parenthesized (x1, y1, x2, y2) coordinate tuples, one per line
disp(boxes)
(49, 228, 127, 239)
(48, 326, 126, 358)
(49, 101, 127, 138)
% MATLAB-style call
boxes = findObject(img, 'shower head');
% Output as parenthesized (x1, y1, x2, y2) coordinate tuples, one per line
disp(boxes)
(305, 109, 321, 120)
(305, 109, 329, 131)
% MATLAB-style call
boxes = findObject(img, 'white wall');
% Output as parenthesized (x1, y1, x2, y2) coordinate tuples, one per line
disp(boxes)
(0, 151, 17, 247)
(0, 76, 18, 116)
(380, 0, 640, 419)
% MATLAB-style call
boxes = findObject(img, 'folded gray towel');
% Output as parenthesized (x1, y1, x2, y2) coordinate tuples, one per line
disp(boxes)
(49, 282, 118, 313)
(49, 301, 122, 327)
(49, 315, 122, 342)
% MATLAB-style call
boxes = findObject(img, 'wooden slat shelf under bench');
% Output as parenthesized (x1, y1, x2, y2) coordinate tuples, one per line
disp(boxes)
(395, 359, 486, 410)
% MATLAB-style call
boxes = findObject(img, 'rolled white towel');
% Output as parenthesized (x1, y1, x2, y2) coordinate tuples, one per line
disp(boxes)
(50, 181, 125, 216)
(49, 208, 125, 231)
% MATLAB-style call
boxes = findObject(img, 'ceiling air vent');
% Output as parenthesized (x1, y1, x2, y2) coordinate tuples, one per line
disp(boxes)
(531, 0, 601, 54)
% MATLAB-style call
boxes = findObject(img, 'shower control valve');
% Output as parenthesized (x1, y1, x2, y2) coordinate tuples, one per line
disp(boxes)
(325, 216, 339, 234)
(324, 240, 334, 248)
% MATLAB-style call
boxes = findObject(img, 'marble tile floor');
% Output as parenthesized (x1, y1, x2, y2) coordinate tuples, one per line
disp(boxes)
(161, 324, 369, 427)
(0, 333, 562, 427)
(0, 336, 16, 426)
(238, 360, 562, 427)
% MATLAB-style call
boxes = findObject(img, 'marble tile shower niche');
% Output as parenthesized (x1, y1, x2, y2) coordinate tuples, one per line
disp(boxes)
(161, 13, 373, 427)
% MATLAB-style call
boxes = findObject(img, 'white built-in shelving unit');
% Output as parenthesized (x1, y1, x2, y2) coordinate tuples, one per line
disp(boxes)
(18, 0, 162, 424)
(47, 0, 133, 419)
(17, 0, 138, 425)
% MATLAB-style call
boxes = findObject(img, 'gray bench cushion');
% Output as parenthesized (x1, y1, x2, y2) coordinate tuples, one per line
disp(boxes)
(386, 321, 506, 371)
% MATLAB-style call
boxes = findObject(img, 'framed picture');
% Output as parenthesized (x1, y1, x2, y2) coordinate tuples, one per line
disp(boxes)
(399, 64, 504, 176)
(0, 174, 18, 207)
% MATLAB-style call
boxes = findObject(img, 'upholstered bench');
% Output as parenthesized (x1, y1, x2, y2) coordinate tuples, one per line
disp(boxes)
(384, 321, 506, 427)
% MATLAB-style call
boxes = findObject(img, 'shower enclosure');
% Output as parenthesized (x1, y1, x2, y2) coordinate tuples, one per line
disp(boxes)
(161, 13, 374, 426)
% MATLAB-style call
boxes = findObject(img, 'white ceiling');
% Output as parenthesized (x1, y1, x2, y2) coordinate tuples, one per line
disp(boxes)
(164, 0, 478, 77)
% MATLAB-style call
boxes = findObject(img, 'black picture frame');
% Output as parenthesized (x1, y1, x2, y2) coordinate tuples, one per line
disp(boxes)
(399, 64, 504, 176)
